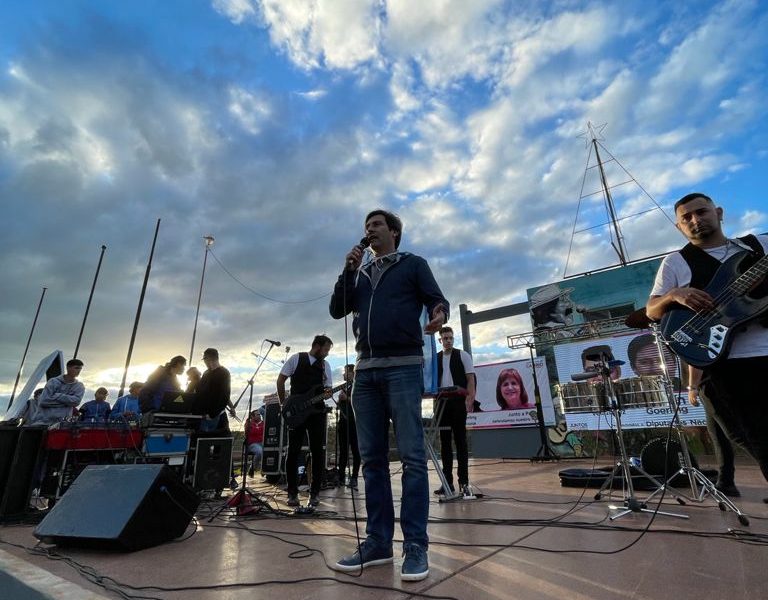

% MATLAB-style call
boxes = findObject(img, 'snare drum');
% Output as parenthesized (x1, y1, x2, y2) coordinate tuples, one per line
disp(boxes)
(613, 376, 666, 409)
(558, 381, 604, 413)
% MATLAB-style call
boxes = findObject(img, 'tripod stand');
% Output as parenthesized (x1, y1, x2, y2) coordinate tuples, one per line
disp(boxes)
(642, 324, 750, 526)
(208, 342, 277, 520)
(586, 357, 687, 521)
(424, 388, 465, 503)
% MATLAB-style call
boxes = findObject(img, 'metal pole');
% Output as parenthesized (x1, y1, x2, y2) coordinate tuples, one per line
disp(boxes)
(189, 235, 214, 363)
(7, 287, 47, 411)
(592, 137, 628, 265)
(119, 219, 161, 397)
(74, 244, 107, 359)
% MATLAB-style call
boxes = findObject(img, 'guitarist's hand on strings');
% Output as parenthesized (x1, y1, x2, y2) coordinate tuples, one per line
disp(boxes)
(668, 286, 715, 312)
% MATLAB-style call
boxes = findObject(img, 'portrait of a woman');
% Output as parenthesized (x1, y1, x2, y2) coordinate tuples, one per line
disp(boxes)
(495, 368, 530, 409)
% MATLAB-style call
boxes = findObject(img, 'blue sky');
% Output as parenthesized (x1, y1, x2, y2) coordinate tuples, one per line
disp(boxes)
(2, 0, 767, 412)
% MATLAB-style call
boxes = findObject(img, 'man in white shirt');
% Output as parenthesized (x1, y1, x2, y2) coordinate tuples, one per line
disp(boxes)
(276, 335, 333, 508)
(435, 326, 476, 497)
(646, 192, 768, 497)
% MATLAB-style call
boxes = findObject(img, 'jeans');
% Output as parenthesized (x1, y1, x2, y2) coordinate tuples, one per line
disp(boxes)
(248, 443, 263, 471)
(353, 364, 429, 550)
(698, 394, 735, 485)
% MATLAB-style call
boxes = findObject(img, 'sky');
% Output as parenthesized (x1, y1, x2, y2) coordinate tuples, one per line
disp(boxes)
(2, 0, 767, 415)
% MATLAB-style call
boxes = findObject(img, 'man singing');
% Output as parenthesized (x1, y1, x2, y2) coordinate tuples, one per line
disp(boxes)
(330, 209, 448, 582)
(646, 192, 768, 497)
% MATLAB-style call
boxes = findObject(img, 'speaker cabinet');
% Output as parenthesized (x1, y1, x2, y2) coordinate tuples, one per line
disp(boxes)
(192, 437, 233, 490)
(34, 464, 199, 551)
(0, 427, 46, 518)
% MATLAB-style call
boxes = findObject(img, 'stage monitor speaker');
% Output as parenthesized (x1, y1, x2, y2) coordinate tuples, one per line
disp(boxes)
(34, 464, 200, 551)
(0, 427, 22, 498)
(193, 437, 233, 490)
(0, 427, 46, 518)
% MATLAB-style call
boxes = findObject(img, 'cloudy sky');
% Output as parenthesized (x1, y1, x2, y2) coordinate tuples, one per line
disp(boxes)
(2, 0, 767, 414)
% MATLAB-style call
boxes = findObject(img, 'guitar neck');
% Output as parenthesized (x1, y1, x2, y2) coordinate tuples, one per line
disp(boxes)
(730, 253, 768, 295)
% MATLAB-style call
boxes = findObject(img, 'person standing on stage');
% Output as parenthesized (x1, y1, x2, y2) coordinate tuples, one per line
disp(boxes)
(197, 348, 232, 433)
(435, 326, 475, 497)
(336, 364, 361, 489)
(30, 359, 85, 425)
(330, 209, 448, 582)
(79, 387, 111, 423)
(139, 355, 186, 412)
(277, 335, 333, 508)
(110, 381, 143, 421)
(646, 192, 768, 496)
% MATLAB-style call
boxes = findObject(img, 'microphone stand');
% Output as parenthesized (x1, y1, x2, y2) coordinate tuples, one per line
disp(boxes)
(590, 355, 687, 521)
(208, 341, 277, 520)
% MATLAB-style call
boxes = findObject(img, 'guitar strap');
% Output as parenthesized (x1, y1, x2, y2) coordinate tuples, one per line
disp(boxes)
(680, 234, 767, 327)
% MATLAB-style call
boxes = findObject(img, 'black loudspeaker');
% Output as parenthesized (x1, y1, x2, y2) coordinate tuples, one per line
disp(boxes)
(0, 427, 22, 496)
(193, 437, 233, 490)
(0, 427, 45, 518)
(34, 464, 199, 551)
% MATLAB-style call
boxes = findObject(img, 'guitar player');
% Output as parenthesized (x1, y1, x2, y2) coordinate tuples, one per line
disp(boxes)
(646, 192, 768, 498)
(276, 335, 334, 508)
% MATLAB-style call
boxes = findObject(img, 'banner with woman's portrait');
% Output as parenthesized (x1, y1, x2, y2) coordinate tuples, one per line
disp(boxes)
(467, 358, 556, 429)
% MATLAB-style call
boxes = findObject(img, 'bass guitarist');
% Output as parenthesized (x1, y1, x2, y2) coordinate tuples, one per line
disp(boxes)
(276, 335, 334, 508)
(646, 193, 768, 495)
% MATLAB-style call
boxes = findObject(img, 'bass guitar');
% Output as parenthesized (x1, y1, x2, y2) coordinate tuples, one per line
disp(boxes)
(281, 383, 346, 428)
(661, 249, 768, 367)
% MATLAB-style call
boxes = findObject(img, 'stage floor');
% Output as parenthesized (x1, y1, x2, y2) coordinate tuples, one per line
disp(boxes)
(1, 456, 767, 600)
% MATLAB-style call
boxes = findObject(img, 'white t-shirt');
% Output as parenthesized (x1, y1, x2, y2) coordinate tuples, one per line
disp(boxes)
(280, 352, 333, 387)
(650, 234, 768, 359)
(439, 349, 475, 387)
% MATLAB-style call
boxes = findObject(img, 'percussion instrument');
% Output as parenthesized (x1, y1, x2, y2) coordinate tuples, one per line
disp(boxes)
(557, 381, 605, 413)
(613, 376, 667, 410)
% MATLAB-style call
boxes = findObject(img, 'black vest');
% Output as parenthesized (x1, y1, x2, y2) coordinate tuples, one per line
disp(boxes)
(679, 234, 768, 326)
(437, 349, 468, 389)
(290, 352, 325, 395)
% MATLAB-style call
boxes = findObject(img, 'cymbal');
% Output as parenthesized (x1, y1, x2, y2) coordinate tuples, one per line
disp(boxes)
(624, 307, 652, 329)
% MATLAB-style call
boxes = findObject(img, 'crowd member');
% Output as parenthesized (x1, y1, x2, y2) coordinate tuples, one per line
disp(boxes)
(277, 335, 333, 508)
(139, 355, 186, 412)
(79, 387, 111, 423)
(330, 209, 448, 582)
(646, 192, 768, 500)
(29, 359, 85, 425)
(110, 382, 143, 421)
(245, 409, 264, 478)
(336, 364, 361, 489)
(435, 326, 475, 496)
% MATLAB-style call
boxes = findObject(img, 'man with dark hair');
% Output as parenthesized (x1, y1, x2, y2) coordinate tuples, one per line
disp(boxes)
(197, 348, 232, 432)
(647, 192, 768, 498)
(79, 387, 111, 423)
(580, 345, 621, 380)
(435, 326, 475, 497)
(30, 359, 85, 425)
(277, 335, 333, 508)
(330, 208, 448, 582)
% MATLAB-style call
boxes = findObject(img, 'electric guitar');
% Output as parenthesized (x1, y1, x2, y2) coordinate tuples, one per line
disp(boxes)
(661, 250, 768, 367)
(281, 383, 346, 427)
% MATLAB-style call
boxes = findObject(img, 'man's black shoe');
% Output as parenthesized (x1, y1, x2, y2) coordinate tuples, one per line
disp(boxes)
(433, 485, 455, 496)
(715, 482, 741, 497)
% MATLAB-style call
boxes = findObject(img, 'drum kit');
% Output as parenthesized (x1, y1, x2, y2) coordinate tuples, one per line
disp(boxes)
(561, 308, 748, 525)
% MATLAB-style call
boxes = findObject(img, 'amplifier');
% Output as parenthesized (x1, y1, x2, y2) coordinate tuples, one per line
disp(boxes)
(142, 412, 202, 429)
(143, 430, 190, 456)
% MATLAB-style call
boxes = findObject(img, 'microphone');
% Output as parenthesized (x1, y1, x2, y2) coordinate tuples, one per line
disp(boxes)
(571, 371, 599, 382)
(265, 339, 281, 347)
(348, 237, 371, 268)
